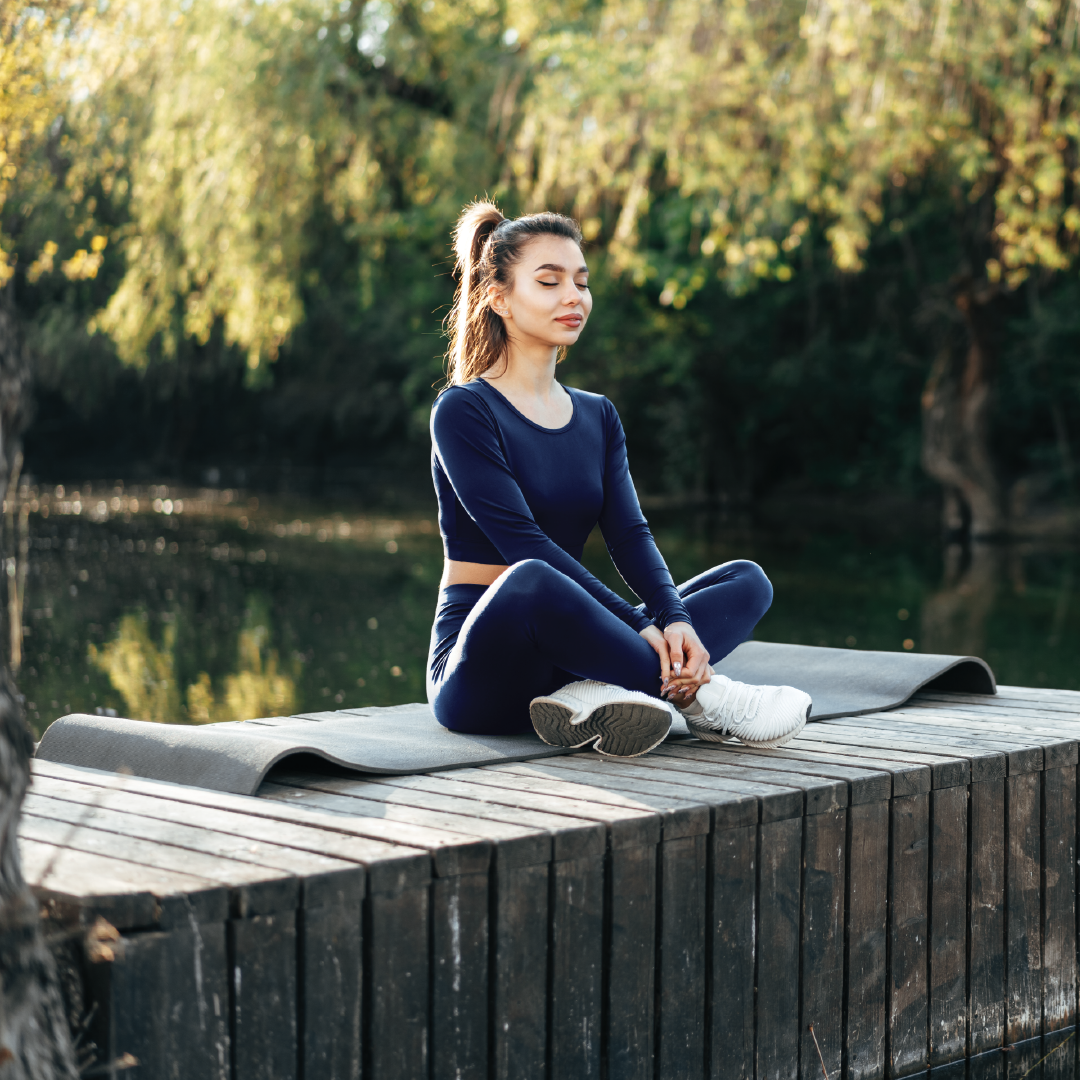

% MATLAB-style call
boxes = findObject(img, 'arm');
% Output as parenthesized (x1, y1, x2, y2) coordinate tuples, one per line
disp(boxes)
(597, 402, 690, 629)
(431, 390, 653, 631)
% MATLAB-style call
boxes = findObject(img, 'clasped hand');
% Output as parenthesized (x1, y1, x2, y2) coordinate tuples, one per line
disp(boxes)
(639, 621, 711, 703)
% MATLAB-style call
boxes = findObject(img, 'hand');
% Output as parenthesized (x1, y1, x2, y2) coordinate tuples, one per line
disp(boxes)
(663, 622, 711, 702)
(638, 621, 710, 702)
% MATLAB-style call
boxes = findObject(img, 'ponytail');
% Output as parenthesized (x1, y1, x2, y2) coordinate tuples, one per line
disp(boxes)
(443, 200, 583, 385)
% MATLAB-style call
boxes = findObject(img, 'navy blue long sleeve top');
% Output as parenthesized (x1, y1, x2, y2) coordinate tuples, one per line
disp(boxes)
(430, 378, 690, 632)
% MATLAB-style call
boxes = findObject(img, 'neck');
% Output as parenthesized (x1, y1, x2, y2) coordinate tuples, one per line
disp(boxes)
(486, 340, 559, 399)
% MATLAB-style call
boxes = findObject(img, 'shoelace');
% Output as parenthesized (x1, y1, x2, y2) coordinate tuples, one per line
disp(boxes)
(709, 677, 763, 727)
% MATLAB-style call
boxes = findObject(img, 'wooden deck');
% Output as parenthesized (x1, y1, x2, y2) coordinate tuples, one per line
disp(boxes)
(20, 684, 1080, 1080)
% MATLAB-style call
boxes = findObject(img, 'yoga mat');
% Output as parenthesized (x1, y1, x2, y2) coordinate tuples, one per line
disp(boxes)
(34, 641, 995, 796)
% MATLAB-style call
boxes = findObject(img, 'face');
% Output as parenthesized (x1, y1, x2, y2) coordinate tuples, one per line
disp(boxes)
(489, 234, 593, 350)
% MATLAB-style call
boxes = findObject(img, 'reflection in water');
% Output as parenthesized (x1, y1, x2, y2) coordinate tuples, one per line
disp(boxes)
(186, 601, 296, 724)
(10, 482, 1079, 738)
(921, 543, 1004, 658)
(88, 614, 180, 724)
(90, 596, 296, 725)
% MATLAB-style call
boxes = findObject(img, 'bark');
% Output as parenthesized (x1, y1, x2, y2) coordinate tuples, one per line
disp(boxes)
(0, 285, 78, 1079)
(920, 281, 1005, 538)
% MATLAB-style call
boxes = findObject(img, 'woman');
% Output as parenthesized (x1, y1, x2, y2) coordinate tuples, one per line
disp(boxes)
(426, 201, 811, 757)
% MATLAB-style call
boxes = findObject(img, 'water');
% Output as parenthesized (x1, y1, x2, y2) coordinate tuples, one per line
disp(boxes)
(14, 483, 1080, 740)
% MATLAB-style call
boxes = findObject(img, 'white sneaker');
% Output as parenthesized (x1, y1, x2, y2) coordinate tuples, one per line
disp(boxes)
(679, 674, 811, 748)
(530, 680, 673, 758)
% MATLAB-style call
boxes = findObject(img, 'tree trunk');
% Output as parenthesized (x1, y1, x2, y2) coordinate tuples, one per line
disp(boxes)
(0, 286, 78, 1079)
(920, 282, 1005, 538)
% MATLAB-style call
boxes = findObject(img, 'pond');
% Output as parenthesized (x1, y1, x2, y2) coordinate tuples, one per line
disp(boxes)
(13, 482, 1080, 740)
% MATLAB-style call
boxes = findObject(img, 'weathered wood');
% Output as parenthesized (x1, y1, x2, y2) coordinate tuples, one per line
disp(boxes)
(657, 833, 708, 1080)
(366, 874, 429, 1080)
(887, 792, 929, 1078)
(845, 799, 889, 1080)
(929, 784, 968, 1066)
(1006, 770, 1042, 1044)
(550, 853, 605, 1080)
(968, 777, 1005, 1056)
(799, 806, 846, 1080)
(229, 911, 298, 1080)
(491, 860, 548, 1080)
(1043, 765, 1076, 1033)
(300, 870, 364, 1080)
(755, 815, 802, 1080)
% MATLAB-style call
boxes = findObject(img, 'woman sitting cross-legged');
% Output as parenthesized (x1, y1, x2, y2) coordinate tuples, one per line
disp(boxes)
(426, 200, 812, 757)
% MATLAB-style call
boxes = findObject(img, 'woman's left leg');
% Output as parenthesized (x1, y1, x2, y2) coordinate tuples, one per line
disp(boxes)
(659, 560, 774, 663)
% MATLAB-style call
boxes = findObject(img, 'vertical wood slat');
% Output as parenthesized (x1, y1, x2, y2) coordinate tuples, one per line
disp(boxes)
(229, 912, 299, 1080)
(607, 838, 658, 1080)
(431, 871, 489, 1080)
(300, 870, 364, 1080)
(1042, 764, 1077, 1033)
(656, 833, 708, 1080)
(845, 799, 889, 1080)
(710, 823, 757, 1080)
(492, 859, 548, 1080)
(887, 792, 929, 1079)
(929, 785, 968, 1066)
(365, 876, 430, 1080)
(968, 777, 1006, 1056)
(1006, 771, 1042, 1045)
(756, 815, 803, 1080)
(799, 807, 847, 1080)
(549, 852, 605, 1080)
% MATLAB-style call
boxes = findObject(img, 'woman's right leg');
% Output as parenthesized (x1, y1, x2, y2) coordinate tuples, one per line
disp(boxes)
(429, 560, 663, 735)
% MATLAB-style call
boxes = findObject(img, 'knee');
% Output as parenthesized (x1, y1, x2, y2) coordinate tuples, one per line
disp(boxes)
(497, 559, 563, 603)
(728, 560, 773, 617)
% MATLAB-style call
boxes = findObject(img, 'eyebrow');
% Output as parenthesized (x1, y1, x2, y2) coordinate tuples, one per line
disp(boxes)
(534, 263, 589, 273)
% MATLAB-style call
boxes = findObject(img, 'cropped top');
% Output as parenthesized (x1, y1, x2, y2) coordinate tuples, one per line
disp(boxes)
(429, 378, 690, 632)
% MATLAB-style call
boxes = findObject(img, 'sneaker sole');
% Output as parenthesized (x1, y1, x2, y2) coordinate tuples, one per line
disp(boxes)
(530, 698, 672, 758)
(693, 702, 813, 749)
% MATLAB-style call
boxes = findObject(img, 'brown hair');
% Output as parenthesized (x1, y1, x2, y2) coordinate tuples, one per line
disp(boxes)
(444, 200, 584, 385)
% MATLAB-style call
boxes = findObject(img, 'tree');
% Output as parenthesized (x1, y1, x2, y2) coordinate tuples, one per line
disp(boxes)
(510, 0, 1080, 535)
(0, 3, 86, 1074)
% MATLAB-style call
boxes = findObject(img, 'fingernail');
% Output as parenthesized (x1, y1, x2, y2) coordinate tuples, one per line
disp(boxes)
(673, 663, 682, 677)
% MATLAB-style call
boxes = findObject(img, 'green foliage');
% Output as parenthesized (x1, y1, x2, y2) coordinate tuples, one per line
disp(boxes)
(6, 0, 1080, 504)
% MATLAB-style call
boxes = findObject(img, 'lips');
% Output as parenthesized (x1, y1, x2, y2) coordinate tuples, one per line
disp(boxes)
(555, 315, 583, 327)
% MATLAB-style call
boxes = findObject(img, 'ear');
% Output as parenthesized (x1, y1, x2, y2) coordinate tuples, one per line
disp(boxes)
(486, 282, 510, 318)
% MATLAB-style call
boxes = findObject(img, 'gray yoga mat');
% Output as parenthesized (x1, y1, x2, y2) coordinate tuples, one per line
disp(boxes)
(35, 641, 995, 796)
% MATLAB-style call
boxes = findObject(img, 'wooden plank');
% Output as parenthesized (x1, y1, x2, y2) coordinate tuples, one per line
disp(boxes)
(791, 729, 970, 789)
(799, 806, 846, 1080)
(615, 750, 848, 817)
(300, 871, 364, 1080)
(31, 760, 444, 886)
(607, 836, 657, 1080)
(31, 771, 431, 878)
(1006, 770, 1043, 1044)
(431, 870, 488, 1080)
(21, 837, 226, 931)
(1043, 765, 1076, 1033)
(550, 853, 605, 1080)
(655, 742, 892, 805)
(21, 806, 300, 918)
(492, 861, 548, 1080)
(87, 924, 230, 1080)
(230, 911, 299, 1080)
(929, 784, 967, 1066)
(710, 823, 756, 1080)
(366, 874, 429, 1080)
(845, 799, 889, 1080)
(755, 815, 802, 1080)
(657, 833, 708, 1080)
(762, 744, 931, 797)
(261, 778, 551, 871)
(887, 792, 929, 1078)
(968, 777, 1005, 1056)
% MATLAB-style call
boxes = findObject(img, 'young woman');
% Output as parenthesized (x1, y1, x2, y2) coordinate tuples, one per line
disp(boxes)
(426, 202, 812, 757)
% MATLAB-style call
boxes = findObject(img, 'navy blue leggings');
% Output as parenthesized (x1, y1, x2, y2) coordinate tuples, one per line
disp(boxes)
(427, 559, 773, 735)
